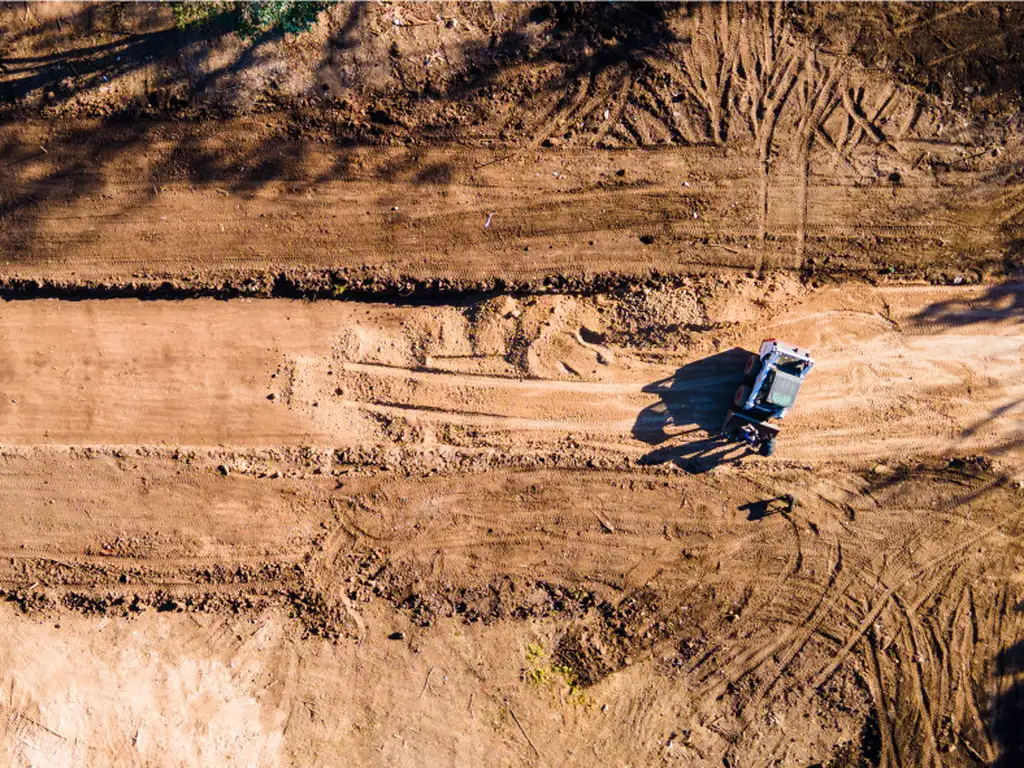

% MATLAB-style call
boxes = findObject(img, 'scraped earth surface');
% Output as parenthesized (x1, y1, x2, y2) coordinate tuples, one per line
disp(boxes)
(2, 3, 1024, 768)
(0, 280, 1021, 469)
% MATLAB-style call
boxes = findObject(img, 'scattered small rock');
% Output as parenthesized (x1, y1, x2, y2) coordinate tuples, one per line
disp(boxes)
(388, 631, 406, 640)
(217, 464, 230, 476)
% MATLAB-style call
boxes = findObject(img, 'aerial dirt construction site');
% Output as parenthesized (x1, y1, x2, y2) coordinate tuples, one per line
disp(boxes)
(2, 2, 1024, 766)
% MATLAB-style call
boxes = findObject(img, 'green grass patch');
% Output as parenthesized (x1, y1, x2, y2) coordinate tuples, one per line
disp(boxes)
(523, 643, 588, 707)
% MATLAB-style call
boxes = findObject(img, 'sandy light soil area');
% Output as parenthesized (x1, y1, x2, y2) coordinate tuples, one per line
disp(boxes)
(1, 2, 1024, 767)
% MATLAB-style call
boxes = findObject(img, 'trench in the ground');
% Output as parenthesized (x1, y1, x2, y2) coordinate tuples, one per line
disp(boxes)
(0, 268, 1007, 304)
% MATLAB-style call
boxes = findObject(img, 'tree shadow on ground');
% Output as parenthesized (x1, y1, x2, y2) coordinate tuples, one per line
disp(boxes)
(0, 6, 244, 105)
(910, 284, 1024, 461)
(439, 3, 680, 127)
(991, 601, 1024, 768)
(910, 282, 1024, 327)
(0, 5, 360, 111)
(957, 397, 1024, 460)
(632, 347, 753, 473)
(831, 2, 1024, 110)
(0, 2, 375, 267)
(0, 2, 775, 273)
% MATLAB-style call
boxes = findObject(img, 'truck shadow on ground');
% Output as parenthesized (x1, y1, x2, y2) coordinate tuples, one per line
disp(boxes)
(632, 347, 753, 473)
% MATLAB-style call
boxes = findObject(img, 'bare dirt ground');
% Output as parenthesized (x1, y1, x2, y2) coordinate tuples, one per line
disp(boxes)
(0, 120, 1019, 288)
(2, 3, 1024, 768)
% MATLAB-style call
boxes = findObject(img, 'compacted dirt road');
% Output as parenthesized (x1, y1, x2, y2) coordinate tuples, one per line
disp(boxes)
(0, 281, 1021, 468)
(2, 2, 1024, 768)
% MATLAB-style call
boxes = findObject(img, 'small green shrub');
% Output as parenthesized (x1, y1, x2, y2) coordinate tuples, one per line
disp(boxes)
(525, 642, 545, 663)
(172, 1, 334, 38)
(172, 1, 231, 29)
(239, 1, 334, 37)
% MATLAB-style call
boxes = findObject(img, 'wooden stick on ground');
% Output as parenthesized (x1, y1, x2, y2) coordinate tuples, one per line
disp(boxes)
(506, 705, 540, 758)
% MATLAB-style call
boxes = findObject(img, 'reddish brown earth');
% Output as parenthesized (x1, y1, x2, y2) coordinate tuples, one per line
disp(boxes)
(1, 3, 1024, 768)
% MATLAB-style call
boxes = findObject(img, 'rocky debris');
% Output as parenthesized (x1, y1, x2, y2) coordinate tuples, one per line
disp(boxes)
(287, 587, 357, 641)
(607, 282, 711, 348)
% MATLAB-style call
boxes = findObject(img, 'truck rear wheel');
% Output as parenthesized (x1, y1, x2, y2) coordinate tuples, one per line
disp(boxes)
(743, 353, 760, 382)
(733, 385, 751, 408)
(759, 438, 776, 457)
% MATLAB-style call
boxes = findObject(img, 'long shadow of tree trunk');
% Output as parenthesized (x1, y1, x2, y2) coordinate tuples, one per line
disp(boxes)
(992, 637, 1024, 767)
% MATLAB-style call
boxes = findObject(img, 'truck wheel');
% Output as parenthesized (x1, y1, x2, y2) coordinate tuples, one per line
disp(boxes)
(733, 385, 751, 408)
(759, 438, 776, 457)
(743, 353, 760, 382)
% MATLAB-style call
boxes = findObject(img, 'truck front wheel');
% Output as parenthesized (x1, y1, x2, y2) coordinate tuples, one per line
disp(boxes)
(733, 385, 751, 408)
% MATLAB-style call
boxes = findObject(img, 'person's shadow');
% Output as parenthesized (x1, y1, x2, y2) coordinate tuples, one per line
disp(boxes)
(632, 347, 754, 473)
(738, 495, 794, 520)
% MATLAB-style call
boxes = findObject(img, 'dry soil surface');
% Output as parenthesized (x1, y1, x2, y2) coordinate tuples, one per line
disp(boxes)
(2, 3, 1024, 768)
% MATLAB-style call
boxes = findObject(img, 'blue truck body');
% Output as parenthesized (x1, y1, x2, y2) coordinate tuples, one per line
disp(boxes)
(722, 340, 814, 456)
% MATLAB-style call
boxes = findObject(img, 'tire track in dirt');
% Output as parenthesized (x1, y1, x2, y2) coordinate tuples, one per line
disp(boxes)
(892, 590, 944, 768)
(809, 533, 993, 692)
(741, 545, 850, 711)
(1, 454, 1020, 765)
(740, 560, 969, 768)
(2, 4, 1024, 766)
(865, 625, 902, 768)
(0, 696, 75, 767)
(709, 467, 1022, 767)
(687, 507, 807, 705)
(958, 583, 997, 762)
